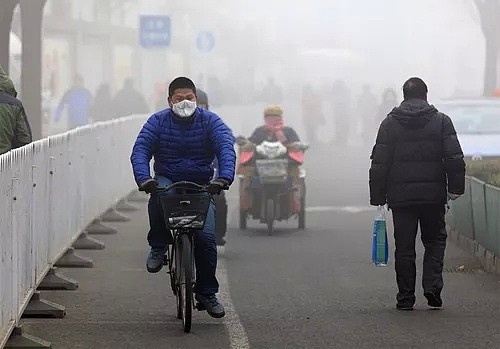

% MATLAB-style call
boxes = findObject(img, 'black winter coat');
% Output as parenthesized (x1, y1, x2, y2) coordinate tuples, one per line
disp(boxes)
(248, 126, 300, 145)
(369, 99, 465, 207)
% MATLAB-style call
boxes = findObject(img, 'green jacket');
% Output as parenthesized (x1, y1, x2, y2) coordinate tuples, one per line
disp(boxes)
(0, 64, 32, 155)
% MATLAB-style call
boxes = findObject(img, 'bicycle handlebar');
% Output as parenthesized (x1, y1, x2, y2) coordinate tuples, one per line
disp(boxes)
(156, 181, 208, 193)
(139, 180, 229, 193)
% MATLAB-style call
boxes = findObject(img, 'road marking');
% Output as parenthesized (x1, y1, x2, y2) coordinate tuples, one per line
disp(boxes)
(306, 205, 374, 213)
(21, 320, 209, 325)
(217, 258, 250, 349)
(218, 198, 250, 349)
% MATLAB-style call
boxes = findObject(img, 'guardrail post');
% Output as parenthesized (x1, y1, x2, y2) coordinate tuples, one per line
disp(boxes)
(127, 190, 149, 202)
(468, 178, 474, 241)
(11, 177, 20, 327)
(116, 198, 140, 212)
(30, 164, 37, 290)
(37, 268, 78, 291)
(47, 156, 55, 264)
(55, 248, 93, 268)
(72, 232, 105, 250)
(100, 207, 130, 222)
(5, 326, 51, 348)
(21, 292, 65, 318)
(85, 219, 118, 235)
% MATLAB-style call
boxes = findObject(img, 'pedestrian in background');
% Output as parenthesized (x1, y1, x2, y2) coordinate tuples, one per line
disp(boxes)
(301, 84, 325, 145)
(54, 75, 93, 129)
(376, 88, 398, 126)
(369, 77, 465, 310)
(92, 83, 113, 122)
(113, 78, 149, 118)
(0, 64, 32, 154)
(55, 75, 92, 129)
(356, 84, 378, 145)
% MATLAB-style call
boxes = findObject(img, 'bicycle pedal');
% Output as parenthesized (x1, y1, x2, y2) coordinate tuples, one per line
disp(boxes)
(195, 302, 206, 311)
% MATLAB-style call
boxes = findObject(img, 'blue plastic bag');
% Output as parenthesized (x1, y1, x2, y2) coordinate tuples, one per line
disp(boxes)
(372, 206, 389, 267)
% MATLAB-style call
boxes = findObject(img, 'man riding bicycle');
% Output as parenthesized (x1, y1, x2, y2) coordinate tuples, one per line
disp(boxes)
(130, 77, 236, 318)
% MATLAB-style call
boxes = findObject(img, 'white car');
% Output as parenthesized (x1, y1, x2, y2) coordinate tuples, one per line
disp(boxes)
(435, 99, 500, 160)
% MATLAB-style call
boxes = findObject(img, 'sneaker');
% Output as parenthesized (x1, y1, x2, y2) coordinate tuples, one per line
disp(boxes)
(146, 248, 166, 273)
(396, 303, 414, 311)
(424, 292, 443, 308)
(195, 294, 226, 318)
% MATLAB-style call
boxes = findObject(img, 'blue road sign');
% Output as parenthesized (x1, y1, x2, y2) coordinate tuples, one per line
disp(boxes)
(196, 31, 215, 52)
(140, 15, 171, 48)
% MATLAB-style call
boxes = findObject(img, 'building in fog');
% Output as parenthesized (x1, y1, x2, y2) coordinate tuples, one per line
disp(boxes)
(10, 0, 173, 135)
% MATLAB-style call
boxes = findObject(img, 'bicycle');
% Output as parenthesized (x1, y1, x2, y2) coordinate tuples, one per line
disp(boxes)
(155, 181, 214, 333)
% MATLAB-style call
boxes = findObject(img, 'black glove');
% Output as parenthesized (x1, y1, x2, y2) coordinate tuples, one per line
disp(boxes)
(207, 179, 229, 195)
(235, 136, 247, 146)
(139, 179, 158, 194)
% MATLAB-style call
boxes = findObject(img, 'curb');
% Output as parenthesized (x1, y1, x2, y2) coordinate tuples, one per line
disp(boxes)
(447, 226, 498, 274)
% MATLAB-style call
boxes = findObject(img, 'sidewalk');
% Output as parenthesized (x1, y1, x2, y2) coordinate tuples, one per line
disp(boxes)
(22, 201, 231, 349)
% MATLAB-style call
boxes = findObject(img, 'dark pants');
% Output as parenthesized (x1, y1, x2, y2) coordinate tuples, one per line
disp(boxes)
(214, 191, 227, 245)
(147, 176, 219, 296)
(391, 204, 447, 306)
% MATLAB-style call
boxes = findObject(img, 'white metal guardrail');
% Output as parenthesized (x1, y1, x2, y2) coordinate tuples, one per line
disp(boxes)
(0, 115, 147, 348)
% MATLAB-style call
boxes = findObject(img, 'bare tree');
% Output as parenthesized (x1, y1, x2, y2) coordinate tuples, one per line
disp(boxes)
(472, 0, 500, 96)
(0, 0, 19, 72)
(19, 0, 47, 140)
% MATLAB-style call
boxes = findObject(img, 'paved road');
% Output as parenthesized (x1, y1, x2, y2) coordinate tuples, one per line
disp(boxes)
(24, 144, 500, 348)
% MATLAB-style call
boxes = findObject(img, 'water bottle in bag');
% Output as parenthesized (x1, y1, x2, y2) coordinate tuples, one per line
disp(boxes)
(372, 206, 388, 267)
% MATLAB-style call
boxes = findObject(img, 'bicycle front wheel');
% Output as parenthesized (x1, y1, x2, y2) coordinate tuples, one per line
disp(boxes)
(180, 233, 194, 333)
(174, 239, 182, 320)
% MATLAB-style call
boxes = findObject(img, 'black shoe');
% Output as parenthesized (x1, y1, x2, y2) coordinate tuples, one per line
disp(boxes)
(424, 292, 442, 308)
(195, 294, 225, 318)
(216, 236, 226, 246)
(396, 304, 414, 311)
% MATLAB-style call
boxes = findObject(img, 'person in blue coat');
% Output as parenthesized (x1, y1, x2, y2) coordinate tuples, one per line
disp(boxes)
(130, 77, 236, 318)
(54, 75, 92, 129)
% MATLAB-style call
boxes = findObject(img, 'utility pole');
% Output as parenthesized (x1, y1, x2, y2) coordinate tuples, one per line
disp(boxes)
(0, 0, 19, 73)
(473, 0, 500, 96)
(19, 0, 47, 140)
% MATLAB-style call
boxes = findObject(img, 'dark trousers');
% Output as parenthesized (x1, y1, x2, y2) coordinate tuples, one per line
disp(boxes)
(391, 204, 447, 305)
(147, 176, 219, 296)
(214, 191, 227, 245)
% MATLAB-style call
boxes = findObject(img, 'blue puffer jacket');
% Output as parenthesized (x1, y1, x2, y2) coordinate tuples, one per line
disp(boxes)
(131, 108, 236, 186)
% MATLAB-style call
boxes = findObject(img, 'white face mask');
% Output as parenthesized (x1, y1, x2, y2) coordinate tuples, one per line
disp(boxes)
(172, 100, 197, 118)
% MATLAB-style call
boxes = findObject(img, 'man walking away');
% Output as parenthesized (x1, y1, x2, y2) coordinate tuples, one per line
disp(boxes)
(369, 77, 465, 310)
(0, 64, 32, 154)
(113, 78, 149, 118)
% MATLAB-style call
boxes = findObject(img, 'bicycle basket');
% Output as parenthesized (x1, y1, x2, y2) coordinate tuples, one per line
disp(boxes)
(255, 159, 289, 178)
(160, 193, 211, 229)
